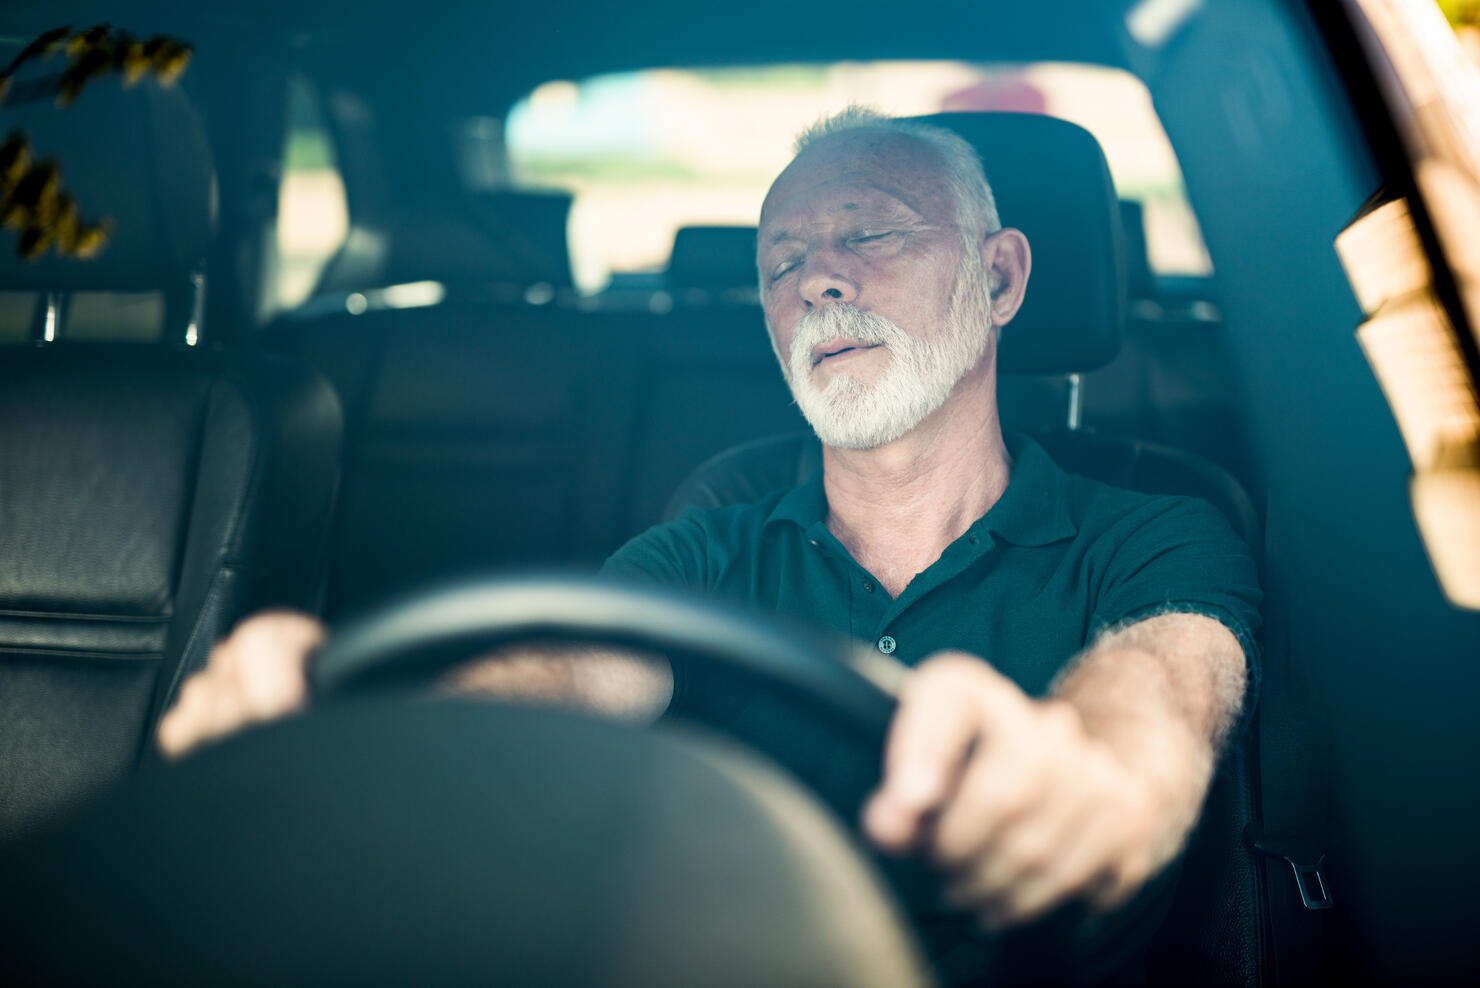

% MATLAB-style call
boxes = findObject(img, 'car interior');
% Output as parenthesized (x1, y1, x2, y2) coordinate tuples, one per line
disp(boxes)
(2, 0, 1480, 984)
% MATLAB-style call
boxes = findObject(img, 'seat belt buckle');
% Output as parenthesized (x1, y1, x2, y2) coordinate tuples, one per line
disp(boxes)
(1246, 822, 1334, 911)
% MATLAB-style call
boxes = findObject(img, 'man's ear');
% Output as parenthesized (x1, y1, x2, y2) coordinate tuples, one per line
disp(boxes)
(982, 227, 1031, 327)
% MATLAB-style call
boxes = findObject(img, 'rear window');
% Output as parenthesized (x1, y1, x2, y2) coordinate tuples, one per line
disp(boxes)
(270, 74, 349, 316)
(506, 62, 1211, 294)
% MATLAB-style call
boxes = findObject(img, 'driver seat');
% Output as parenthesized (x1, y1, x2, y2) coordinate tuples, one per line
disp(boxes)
(662, 112, 1267, 986)
(0, 76, 342, 840)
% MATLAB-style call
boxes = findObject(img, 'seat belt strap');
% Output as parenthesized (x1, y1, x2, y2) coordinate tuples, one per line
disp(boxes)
(1248, 500, 1334, 984)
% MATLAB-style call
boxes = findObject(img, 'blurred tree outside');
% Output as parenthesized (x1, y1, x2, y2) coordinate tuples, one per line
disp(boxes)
(1439, 1, 1480, 62)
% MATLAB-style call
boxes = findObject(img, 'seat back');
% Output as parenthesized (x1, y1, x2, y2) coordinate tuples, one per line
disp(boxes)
(272, 299, 612, 615)
(0, 67, 342, 840)
(0, 346, 341, 840)
(912, 112, 1125, 375)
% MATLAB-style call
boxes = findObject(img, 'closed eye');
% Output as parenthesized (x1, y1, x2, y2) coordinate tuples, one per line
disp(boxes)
(849, 230, 898, 247)
(770, 259, 801, 282)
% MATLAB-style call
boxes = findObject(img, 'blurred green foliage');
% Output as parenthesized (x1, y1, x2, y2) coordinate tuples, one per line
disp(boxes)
(1439, 0, 1480, 26)
(0, 24, 192, 260)
(283, 130, 336, 171)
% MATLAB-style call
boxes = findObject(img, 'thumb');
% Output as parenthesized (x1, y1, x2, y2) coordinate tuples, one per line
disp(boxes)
(863, 652, 996, 852)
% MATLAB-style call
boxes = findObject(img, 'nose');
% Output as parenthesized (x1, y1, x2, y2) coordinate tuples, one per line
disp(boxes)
(798, 253, 858, 309)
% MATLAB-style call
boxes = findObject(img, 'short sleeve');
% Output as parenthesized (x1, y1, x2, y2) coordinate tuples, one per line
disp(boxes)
(599, 511, 716, 717)
(598, 510, 711, 589)
(1088, 495, 1264, 730)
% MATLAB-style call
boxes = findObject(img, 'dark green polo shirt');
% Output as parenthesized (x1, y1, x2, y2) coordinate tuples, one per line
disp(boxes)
(602, 433, 1262, 706)
(601, 433, 1261, 984)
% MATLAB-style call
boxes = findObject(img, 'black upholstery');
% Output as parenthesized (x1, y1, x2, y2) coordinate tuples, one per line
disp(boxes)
(0, 701, 930, 987)
(1120, 199, 1154, 300)
(316, 190, 577, 297)
(910, 112, 1125, 374)
(666, 225, 760, 297)
(275, 301, 619, 614)
(0, 60, 343, 838)
(0, 345, 341, 840)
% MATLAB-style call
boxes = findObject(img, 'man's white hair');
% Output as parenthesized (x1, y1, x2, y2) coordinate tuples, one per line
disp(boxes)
(793, 106, 1001, 237)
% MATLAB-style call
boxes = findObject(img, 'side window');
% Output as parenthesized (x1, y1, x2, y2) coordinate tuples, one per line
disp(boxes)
(1337, 0, 1480, 609)
(264, 74, 349, 317)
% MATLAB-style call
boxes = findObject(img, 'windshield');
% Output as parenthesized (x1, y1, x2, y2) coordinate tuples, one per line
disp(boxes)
(499, 61, 1209, 295)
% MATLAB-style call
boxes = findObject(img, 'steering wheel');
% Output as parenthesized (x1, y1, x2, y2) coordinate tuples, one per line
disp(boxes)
(309, 573, 904, 785)
(306, 574, 994, 980)
(308, 574, 913, 825)
(0, 574, 998, 986)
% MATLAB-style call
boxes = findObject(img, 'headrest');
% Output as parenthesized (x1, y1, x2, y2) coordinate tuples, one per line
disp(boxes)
(667, 225, 758, 292)
(0, 78, 215, 292)
(1118, 199, 1152, 299)
(906, 112, 1124, 374)
(368, 190, 575, 292)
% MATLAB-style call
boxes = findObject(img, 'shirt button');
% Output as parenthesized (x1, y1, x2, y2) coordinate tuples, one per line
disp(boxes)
(968, 533, 980, 546)
(862, 580, 875, 593)
(877, 635, 897, 654)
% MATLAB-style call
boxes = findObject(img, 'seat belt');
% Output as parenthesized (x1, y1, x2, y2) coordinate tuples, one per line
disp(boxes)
(1247, 500, 1334, 985)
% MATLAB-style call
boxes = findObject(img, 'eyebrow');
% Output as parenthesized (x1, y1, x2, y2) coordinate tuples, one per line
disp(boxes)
(763, 199, 918, 247)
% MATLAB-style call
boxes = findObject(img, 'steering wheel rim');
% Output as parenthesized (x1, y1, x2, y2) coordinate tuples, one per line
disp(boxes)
(309, 573, 901, 746)
(307, 573, 995, 979)
(0, 577, 943, 987)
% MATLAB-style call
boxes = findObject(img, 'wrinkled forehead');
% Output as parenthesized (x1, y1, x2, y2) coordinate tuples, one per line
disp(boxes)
(758, 129, 958, 236)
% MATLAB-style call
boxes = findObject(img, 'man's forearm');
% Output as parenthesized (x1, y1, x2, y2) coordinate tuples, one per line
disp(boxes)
(440, 644, 674, 723)
(1051, 612, 1247, 868)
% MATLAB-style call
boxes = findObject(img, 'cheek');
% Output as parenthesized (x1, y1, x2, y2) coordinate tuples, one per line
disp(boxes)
(763, 301, 798, 351)
(887, 263, 957, 331)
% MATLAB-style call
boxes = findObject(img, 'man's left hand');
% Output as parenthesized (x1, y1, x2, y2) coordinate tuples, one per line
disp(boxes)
(862, 652, 1165, 929)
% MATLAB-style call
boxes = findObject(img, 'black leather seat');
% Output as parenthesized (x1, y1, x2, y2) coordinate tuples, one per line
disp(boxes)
(0, 78, 342, 840)
(662, 112, 1266, 987)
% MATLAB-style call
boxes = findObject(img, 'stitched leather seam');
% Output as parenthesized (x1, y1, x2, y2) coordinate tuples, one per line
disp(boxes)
(160, 563, 234, 714)
(0, 647, 162, 661)
(219, 365, 271, 559)
(0, 610, 170, 623)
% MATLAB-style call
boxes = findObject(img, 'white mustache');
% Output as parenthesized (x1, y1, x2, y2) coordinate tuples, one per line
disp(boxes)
(788, 304, 908, 380)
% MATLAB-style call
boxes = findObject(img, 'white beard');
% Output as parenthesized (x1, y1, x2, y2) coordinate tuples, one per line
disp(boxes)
(778, 253, 994, 450)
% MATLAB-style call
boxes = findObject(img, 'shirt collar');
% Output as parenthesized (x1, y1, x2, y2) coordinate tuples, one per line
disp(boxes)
(979, 432, 1078, 547)
(766, 461, 828, 530)
(764, 431, 1077, 547)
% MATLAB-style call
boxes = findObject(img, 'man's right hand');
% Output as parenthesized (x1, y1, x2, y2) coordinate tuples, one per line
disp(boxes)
(155, 610, 674, 760)
(156, 611, 324, 759)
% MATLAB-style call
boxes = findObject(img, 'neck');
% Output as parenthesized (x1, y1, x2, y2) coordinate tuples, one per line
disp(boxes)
(821, 366, 1011, 598)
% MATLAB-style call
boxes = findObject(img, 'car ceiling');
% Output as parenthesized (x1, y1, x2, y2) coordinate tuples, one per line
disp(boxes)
(6, 0, 1145, 112)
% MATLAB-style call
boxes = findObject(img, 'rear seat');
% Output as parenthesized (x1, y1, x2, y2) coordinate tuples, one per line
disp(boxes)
(264, 216, 804, 618)
(270, 298, 619, 617)
(615, 226, 804, 536)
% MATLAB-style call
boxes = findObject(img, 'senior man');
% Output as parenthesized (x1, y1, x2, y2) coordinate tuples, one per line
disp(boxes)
(159, 109, 1259, 984)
